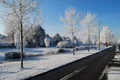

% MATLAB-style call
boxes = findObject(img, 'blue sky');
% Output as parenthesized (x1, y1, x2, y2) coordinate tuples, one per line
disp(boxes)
(0, 0, 120, 39)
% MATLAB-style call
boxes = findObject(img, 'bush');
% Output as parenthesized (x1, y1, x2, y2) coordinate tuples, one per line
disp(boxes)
(25, 53, 44, 57)
(57, 41, 73, 48)
(57, 49, 66, 53)
(5, 51, 25, 59)
(57, 48, 70, 53)
(44, 50, 56, 55)
(0, 43, 15, 48)
(75, 46, 85, 50)
(53, 33, 62, 46)
(75, 47, 80, 50)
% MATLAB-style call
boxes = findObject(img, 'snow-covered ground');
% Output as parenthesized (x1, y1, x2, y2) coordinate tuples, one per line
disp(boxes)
(0, 47, 107, 80)
(108, 67, 120, 80)
(107, 53, 120, 80)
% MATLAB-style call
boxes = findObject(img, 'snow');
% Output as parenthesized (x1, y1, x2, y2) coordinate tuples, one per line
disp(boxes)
(0, 47, 107, 80)
(108, 67, 120, 80)
(107, 52, 120, 80)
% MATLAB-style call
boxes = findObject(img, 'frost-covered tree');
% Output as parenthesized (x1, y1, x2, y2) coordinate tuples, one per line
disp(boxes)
(14, 32, 27, 49)
(0, 0, 42, 68)
(3, 14, 19, 45)
(60, 7, 79, 55)
(25, 28, 34, 47)
(32, 25, 46, 47)
(44, 35, 50, 48)
(53, 33, 62, 46)
(80, 12, 99, 51)
(3, 13, 18, 33)
(100, 26, 114, 45)
(74, 36, 79, 46)
(117, 38, 120, 44)
(0, 34, 5, 39)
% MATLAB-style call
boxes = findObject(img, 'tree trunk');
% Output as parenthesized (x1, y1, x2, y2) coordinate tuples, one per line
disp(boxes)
(99, 28, 100, 51)
(88, 26, 90, 52)
(20, 21, 24, 68)
(12, 32, 15, 46)
(72, 32, 75, 55)
(88, 34, 90, 52)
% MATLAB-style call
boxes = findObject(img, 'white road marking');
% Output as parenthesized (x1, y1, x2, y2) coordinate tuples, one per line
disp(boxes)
(60, 66, 87, 80)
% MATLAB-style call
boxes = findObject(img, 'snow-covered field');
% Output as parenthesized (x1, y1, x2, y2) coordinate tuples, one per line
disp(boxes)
(0, 47, 107, 80)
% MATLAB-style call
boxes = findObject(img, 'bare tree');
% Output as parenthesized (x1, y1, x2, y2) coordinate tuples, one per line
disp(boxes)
(60, 7, 79, 55)
(0, 0, 42, 68)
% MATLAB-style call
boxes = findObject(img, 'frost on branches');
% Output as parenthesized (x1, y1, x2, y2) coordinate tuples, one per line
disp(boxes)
(79, 12, 99, 44)
(60, 7, 79, 38)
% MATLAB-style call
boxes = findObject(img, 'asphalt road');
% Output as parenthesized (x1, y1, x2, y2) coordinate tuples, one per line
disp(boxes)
(26, 47, 115, 80)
